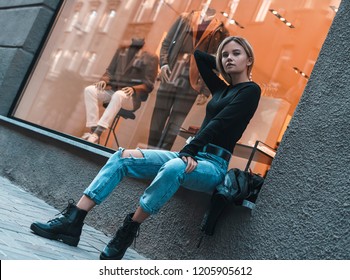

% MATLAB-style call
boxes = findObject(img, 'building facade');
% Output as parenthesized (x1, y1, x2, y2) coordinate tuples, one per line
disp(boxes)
(0, 0, 348, 259)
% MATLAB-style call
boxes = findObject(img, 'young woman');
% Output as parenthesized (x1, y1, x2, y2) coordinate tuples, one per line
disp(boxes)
(30, 36, 261, 260)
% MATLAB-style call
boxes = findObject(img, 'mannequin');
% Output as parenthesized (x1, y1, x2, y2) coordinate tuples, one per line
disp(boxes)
(82, 38, 158, 143)
(148, 8, 229, 150)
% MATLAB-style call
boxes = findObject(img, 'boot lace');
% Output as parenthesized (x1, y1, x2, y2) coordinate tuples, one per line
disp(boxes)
(133, 227, 140, 248)
(109, 224, 140, 248)
(48, 199, 75, 224)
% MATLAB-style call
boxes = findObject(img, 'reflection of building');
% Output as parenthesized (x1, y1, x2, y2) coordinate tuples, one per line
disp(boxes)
(47, 0, 339, 114)
(49, 0, 176, 81)
(0, 0, 349, 260)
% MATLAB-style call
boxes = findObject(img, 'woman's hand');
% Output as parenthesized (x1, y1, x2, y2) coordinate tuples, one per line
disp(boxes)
(182, 156, 198, 173)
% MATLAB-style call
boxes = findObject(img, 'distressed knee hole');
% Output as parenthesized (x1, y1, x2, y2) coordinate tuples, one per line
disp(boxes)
(121, 149, 144, 159)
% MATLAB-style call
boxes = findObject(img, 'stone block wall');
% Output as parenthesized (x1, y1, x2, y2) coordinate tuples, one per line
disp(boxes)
(0, 0, 61, 115)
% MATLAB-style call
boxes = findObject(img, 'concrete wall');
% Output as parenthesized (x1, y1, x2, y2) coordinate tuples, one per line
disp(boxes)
(247, 1, 350, 259)
(0, 0, 349, 260)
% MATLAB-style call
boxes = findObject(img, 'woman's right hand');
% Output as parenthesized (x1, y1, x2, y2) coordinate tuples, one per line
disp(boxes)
(182, 156, 198, 173)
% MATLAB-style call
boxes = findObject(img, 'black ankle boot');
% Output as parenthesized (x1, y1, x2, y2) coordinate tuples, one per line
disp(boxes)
(30, 200, 87, 247)
(100, 213, 140, 260)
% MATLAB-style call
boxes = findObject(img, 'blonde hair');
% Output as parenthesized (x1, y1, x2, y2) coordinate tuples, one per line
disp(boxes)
(215, 36, 255, 84)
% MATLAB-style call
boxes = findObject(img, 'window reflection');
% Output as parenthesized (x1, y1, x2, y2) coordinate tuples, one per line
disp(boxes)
(255, 0, 272, 22)
(81, 52, 97, 76)
(100, 10, 116, 33)
(84, 10, 98, 33)
(50, 49, 62, 74)
(13, 0, 341, 175)
(68, 51, 80, 71)
(66, 11, 80, 32)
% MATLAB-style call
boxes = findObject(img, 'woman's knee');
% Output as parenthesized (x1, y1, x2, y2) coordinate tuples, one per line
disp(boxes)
(104, 148, 144, 176)
(121, 149, 144, 159)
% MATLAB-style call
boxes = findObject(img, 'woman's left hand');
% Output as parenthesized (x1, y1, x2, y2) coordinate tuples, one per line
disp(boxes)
(182, 156, 198, 173)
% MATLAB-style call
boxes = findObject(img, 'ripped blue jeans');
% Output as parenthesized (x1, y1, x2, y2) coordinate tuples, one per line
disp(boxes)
(83, 147, 229, 215)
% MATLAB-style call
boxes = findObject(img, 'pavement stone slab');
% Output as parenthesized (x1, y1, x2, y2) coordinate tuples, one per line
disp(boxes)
(0, 176, 147, 260)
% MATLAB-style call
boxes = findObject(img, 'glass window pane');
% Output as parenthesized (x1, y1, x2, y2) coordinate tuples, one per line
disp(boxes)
(12, 0, 341, 175)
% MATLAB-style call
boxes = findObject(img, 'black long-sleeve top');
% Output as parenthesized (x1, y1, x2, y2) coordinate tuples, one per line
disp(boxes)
(179, 50, 261, 158)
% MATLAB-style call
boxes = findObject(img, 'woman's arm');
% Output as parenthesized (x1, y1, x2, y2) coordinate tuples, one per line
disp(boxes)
(194, 49, 227, 95)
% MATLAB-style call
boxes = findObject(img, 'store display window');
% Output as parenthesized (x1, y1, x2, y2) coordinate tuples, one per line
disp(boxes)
(12, 0, 341, 174)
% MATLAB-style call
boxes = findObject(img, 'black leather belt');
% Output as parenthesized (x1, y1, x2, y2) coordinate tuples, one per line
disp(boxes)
(202, 144, 231, 162)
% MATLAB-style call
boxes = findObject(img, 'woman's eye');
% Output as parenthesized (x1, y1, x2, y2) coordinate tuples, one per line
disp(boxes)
(222, 53, 229, 58)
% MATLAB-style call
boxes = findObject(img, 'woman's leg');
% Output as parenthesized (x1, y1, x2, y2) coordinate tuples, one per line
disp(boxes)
(83, 148, 178, 205)
(138, 155, 226, 215)
(76, 195, 96, 212)
(30, 148, 177, 247)
(76, 148, 171, 212)
(132, 205, 150, 223)
(76, 148, 147, 211)
(100, 154, 226, 260)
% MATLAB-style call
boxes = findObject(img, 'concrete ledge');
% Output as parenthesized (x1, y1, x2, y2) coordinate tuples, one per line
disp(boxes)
(0, 115, 113, 158)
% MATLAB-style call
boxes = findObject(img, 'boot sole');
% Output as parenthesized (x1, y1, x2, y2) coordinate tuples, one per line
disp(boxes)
(99, 251, 125, 260)
(30, 223, 79, 247)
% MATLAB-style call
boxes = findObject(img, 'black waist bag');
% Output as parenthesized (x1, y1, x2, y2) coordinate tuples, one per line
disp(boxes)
(201, 168, 264, 236)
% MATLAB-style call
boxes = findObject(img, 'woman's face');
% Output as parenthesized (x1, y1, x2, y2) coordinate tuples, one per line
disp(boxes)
(221, 40, 251, 77)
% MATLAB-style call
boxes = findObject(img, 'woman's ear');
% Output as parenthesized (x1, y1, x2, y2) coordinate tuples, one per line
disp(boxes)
(247, 57, 253, 66)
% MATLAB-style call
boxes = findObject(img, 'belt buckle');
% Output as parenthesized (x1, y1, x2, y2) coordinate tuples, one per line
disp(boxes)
(212, 145, 230, 162)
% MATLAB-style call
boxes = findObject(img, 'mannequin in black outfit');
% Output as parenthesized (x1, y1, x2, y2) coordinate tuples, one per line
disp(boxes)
(148, 8, 229, 150)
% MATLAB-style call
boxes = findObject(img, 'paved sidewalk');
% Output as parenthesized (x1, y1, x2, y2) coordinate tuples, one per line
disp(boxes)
(0, 176, 147, 260)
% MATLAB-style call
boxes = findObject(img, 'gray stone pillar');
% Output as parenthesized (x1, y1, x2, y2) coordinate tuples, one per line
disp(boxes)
(248, 0, 350, 259)
(0, 0, 61, 115)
